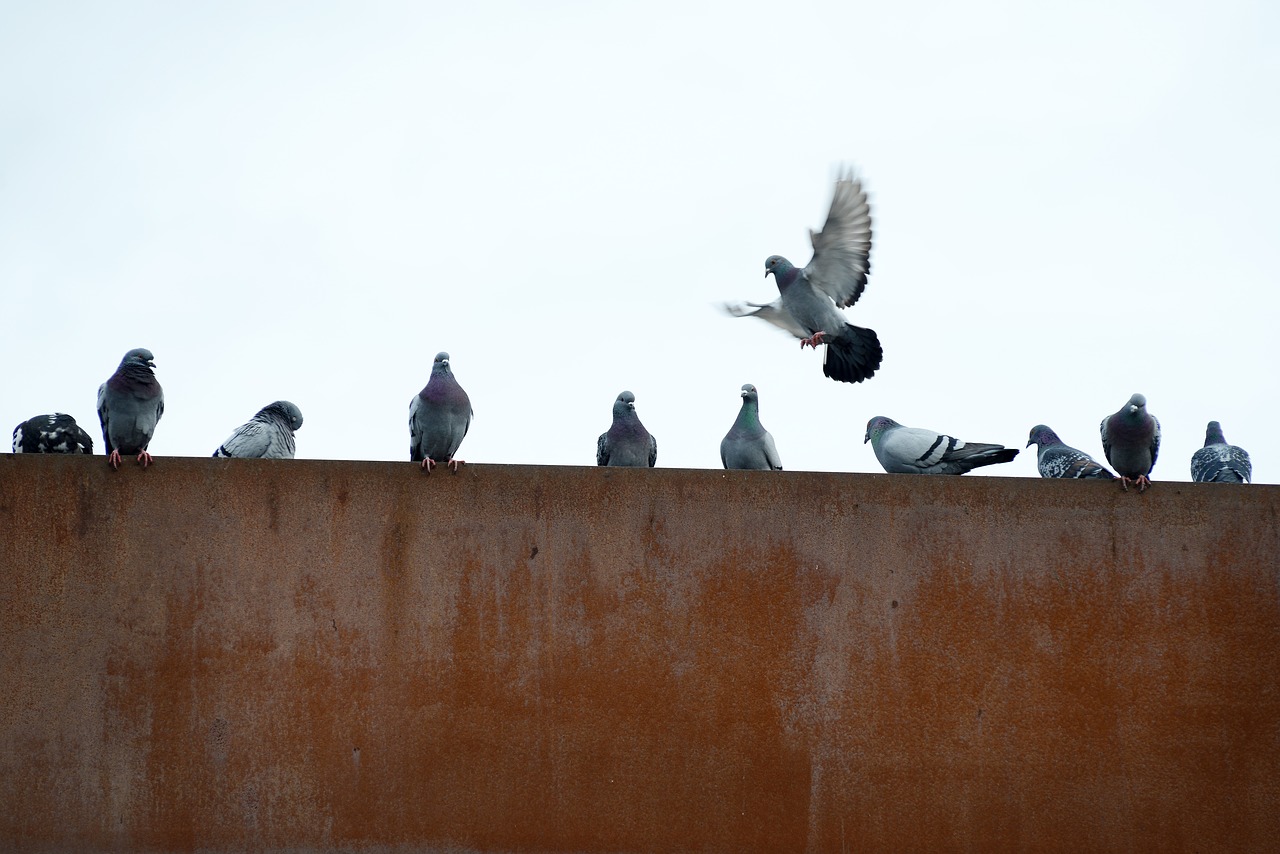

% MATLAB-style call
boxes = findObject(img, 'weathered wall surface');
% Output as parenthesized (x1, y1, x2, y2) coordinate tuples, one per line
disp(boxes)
(1, 454, 1278, 853)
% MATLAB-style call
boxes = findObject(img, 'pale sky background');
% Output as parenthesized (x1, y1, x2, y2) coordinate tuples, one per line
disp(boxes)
(3, 2, 1277, 480)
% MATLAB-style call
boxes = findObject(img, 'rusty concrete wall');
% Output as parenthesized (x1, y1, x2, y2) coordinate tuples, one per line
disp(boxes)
(1, 454, 1278, 853)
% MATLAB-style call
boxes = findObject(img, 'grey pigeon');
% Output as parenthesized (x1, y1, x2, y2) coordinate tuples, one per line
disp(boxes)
(1190, 420, 1251, 483)
(597, 391, 657, 467)
(12, 413, 94, 454)
(410, 352, 473, 473)
(213, 401, 304, 459)
(725, 169, 883, 383)
(97, 348, 164, 470)
(865, 416, 1018, 475)
(1027, 424, 1115, 480)
(721, 384, 782, 470)
(1099, 393, 1160, 491)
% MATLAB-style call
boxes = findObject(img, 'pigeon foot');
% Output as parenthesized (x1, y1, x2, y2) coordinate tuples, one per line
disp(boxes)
(108, 450, 123, 470)
(1136, 475, 1151, 492)
(800, 331, 829, 349)
(421, 457, 437, 473)
(136, 451, 153, 468)
(448, 458, 465, 474)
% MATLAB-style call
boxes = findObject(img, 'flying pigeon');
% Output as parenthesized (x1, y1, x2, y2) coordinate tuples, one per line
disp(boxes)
(410, 351, 473, 473)
(97, 348, 164, 470)
(212, 401, 304, 459)
(864, 416, 1018, 475)
(1099, 393, 1160, 491)
(721, 384, 782, 470)
(725, 169, 883, 384)
(1190, 420, 1251, 483)
(12, 413, 94, 454)
(597, 390, 657, 467)
(1026, 424, 1116, 480)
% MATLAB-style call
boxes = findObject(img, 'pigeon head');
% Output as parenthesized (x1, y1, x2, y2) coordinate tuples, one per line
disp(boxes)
(270, 401, 304, 431)
(1203, 420, 1226, 445)
(864, 415, 900, 444)
(613, 391, 637, 416)
(432, 352, 452, 373)
(119, 348, 156, 371)
(764, 255, 799, 287)
(1125, 393, 1147, 415)
(1027, 424, 1061, 448)
(740, 383, 759, 402)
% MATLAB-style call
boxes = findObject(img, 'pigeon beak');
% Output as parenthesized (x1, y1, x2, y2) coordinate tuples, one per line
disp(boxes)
(863, 432, 870, 444)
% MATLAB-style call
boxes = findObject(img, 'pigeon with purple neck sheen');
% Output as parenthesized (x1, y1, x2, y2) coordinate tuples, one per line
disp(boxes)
(97, 348, 164, 470)
(721, 384, 782, 470)
(1099, 393, 1161, 491)
(865, 416, 1018, 475)
(1190, 421, 1251, 483)
(597, 391, 657, 467)
(213, 401, 304, 459)
(725, 168, 883, 384)
(410, 352, 473, 473)
(1027, 424, 1115, 480)
(12, 413, 94, 454)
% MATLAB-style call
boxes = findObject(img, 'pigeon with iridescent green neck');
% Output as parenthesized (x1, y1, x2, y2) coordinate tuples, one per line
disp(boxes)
(721, 384, 782, 470)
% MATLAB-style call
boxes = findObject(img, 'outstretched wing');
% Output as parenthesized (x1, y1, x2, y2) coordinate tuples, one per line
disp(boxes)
(804, 170, 872, 309)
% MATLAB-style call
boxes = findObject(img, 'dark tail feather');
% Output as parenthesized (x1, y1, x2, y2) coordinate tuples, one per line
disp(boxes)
(823, 324, 883, 384)
(957, 447, 1019, 473)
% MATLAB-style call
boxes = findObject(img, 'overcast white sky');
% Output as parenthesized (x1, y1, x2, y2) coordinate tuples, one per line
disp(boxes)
(3, 2, 1277, 480)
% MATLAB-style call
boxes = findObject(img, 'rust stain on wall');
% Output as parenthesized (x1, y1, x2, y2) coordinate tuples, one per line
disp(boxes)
(1, 455, 1278, 853)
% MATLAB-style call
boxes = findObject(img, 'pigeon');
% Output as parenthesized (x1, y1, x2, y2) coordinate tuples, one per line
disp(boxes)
(1099, 393, 1160, 491)
(721, 384, 782, 470)
(12, 413, 94, 454)
(410, 351, 473, 473)
(725, 169, 883, 384)
(97, 348, 164, 470)
(1026, 424, 1116, 480)
(597, 390, 657, 467)
(1190, 420, 1251, 483)
(212, 401, 304, 459)
(864, 416, 1019, 475)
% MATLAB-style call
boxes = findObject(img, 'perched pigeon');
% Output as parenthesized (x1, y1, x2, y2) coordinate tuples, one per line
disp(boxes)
(1026, 424, 1116, 480)
(864, 416, 1018, 475)
(410, 352, 473, 473)
(12, 413, 94, 454)
(725, 169, 883, 384)
(1190, 421, 1251, 484)
(597, 390, 657, 467)
(721, 384, 782, 470)
(97, 348, 164, 470)
(1099, 393, 1160, 491)
(213, 401, 304, 459)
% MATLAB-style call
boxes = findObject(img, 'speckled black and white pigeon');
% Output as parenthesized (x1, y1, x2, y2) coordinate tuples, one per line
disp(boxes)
(410, 352, 473, 473)
(864, 416, 1018, 475)
(721, 384, 782, 470)
(97, 348, 164, 470)
(1026, 424, 1115, 480)
(1190, 421, 1251, 484)
(724, 169, 883, 384)
(1099, 393, 1160, 491)
(597, 391, 657, 467)
(213, 401, 304, 459)
(12, 413, 94, 454)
